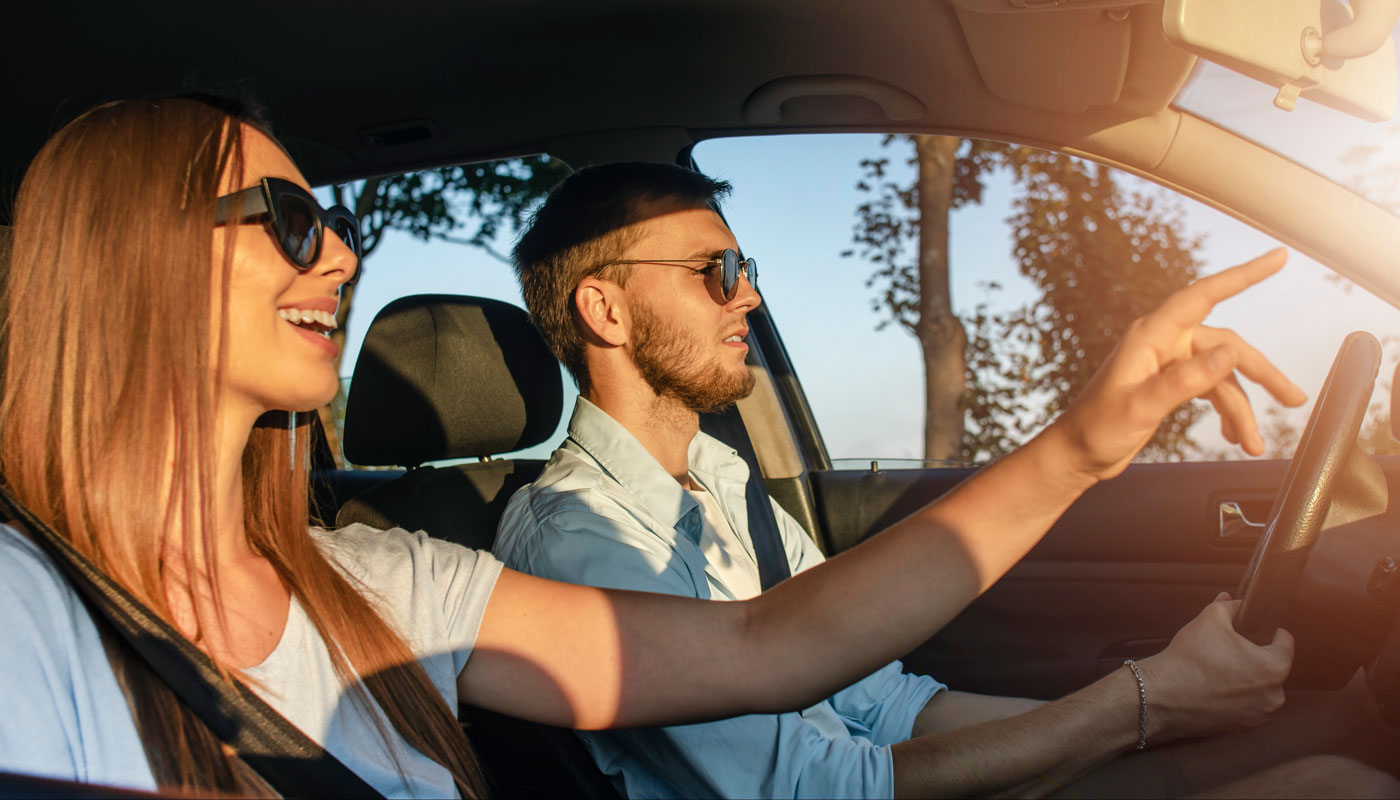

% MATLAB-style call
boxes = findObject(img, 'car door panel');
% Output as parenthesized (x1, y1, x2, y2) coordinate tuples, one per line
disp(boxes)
(805, 459, 1314, 698)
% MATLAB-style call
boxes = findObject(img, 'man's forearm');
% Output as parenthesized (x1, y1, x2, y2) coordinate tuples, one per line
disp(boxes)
(911, 690, 1048, 738)
(891, 666, 1142, 798)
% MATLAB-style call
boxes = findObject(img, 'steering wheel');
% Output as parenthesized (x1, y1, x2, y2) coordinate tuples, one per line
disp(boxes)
(1234, 331, 1383, 645)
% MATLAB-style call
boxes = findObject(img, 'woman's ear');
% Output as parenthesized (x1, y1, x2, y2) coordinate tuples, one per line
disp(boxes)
(574, 276, 629, 347)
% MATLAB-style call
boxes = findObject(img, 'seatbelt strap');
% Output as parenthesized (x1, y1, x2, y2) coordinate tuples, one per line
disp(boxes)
(699, 405, 792, 591)
(0, 485, 383, 799)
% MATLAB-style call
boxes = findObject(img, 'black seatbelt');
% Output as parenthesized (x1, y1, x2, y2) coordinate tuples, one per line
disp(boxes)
(0, 485, 383, 799)
(699, 405, 792, 591)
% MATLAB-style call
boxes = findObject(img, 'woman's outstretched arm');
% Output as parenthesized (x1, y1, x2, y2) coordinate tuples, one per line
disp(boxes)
(458, 251, 1306, 730)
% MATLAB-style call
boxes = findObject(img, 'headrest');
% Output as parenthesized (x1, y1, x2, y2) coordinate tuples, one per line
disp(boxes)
(342, 295, 563, 467)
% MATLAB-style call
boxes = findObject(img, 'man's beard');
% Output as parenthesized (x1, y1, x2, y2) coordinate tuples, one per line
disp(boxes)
(630, 300, 755, 414)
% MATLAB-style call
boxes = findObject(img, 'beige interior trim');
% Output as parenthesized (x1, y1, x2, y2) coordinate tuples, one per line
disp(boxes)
(1063, 110, 1400, 308)
(736, 365, 806, 480)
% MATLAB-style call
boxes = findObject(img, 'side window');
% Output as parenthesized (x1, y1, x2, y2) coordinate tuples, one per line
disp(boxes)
(320, 157, 577, 468)
(693, 134, 1399, 467)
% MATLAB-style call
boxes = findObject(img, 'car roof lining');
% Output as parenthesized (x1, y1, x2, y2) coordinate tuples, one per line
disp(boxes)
(5, 0, 1397, 307)
(2, 1, 1189, 189)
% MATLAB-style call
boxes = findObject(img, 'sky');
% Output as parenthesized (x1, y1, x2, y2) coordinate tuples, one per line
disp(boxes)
(334, 66, 1400, 468)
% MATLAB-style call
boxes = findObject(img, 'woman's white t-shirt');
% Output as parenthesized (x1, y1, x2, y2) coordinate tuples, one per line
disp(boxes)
(0, 522, 504, 799)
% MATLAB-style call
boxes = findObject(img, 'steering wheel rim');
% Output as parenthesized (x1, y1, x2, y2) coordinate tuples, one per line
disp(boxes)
(1234, 331, 1382, 645)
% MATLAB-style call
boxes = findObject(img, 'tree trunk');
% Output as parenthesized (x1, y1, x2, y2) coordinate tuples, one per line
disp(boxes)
(914, 135, 967, 462)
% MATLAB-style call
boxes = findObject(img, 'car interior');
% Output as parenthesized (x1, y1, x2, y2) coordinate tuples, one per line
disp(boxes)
(4, 0, 1400, 795)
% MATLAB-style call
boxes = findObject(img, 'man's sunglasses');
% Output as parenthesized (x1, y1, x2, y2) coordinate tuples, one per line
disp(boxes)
(602, 249, 757, 302)
(214, 177, 363, 286)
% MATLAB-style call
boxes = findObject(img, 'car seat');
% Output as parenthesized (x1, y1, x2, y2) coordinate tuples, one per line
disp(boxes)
(337, 294, 563, 549)
(336, 294, 621, 799)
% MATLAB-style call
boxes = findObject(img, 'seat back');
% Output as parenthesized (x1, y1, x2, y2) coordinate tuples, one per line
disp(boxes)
(335, 459, 543, 551)
(337, 294, 562, 550)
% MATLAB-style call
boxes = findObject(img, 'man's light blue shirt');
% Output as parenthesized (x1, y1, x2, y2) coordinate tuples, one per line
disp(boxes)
(495, 398, 944, 799)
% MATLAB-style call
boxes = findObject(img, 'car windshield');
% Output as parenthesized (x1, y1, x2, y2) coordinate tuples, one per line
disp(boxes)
(1175, 59, 1400, 216)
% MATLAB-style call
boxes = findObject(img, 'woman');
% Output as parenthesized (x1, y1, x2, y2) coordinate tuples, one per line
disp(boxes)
(0, 97, 1304, 797)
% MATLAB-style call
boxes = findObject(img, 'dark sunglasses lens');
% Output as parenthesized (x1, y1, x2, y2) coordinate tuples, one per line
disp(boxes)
(332, 217, 358, 253)
(275, 194, 318, 267)
(745, 256, 756, 288)
(721, 250, 740, 299)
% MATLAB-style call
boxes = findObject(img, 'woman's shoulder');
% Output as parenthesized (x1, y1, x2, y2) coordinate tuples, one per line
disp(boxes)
(0, 523, 89, 624)
(0, 525, 155, 789)
(310, 523, 499, 576)
(309, 524, 503, 606)
(0, 522, 116, 678)
(310, 523, 498, 571)
(308, 524, 504, 662)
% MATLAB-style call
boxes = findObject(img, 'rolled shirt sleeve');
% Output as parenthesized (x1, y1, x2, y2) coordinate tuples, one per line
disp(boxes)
(827, 661, 944, 748)
(589, 708, 897, 800)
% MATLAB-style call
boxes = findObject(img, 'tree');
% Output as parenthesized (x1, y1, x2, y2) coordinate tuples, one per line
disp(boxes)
(318, 156, 570, 462)
(845, 135, 1206, 462)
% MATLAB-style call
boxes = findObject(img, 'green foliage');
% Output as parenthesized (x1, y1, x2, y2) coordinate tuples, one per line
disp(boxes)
(846, 136, 1207, 462)
(331, 155, 571, 266)
(998, 150, 1206, 460)
(960, 295, 1038, 460)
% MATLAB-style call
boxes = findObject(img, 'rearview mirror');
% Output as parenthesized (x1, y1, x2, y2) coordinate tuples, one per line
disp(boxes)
(1164, 0, 1398, 121)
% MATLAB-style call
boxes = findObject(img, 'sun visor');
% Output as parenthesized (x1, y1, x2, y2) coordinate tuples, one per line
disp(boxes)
(951, 2, 1194, 115)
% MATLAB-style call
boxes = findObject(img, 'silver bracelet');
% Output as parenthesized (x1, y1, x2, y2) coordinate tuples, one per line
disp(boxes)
(1123, 659, 1148, 750)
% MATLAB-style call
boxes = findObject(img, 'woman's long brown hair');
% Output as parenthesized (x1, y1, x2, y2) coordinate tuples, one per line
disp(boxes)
(1, 98, 488, 797)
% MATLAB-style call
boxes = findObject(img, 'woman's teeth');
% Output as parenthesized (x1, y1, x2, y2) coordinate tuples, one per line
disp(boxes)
(278, 307, 338, 336)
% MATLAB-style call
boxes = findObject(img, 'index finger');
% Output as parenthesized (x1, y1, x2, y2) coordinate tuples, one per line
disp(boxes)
(1156, 249, 1288, 330)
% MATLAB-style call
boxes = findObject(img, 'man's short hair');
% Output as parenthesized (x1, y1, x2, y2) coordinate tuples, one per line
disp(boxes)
(512, 161, 732, 390)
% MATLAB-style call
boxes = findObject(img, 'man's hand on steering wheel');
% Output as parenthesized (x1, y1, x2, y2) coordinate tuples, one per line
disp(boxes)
(1052, 248, 1309, 483)
(1137, 593, 1295, 744)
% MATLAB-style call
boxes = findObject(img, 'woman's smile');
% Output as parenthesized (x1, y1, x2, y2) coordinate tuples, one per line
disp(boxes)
(277, 297, 340, 357)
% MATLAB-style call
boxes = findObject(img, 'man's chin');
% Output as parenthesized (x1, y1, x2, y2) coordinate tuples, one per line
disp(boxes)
(678, 372, 756, 415)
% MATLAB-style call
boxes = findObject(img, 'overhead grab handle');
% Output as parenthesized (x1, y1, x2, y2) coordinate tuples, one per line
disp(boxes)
(741, 75, 926, 124)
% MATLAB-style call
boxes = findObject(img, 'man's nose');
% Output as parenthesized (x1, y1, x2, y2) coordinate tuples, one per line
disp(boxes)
(729, 275, 761, 311)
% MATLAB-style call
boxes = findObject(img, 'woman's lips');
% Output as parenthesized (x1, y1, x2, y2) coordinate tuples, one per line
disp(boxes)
(287, 320, 339, 356)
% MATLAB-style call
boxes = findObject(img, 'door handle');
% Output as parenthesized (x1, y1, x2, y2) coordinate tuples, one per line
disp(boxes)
(1218, 501, 1266, 544)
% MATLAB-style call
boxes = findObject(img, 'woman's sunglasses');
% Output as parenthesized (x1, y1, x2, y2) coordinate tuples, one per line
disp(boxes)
(601, 248, 757, 303)
(214, 177, 363, 286)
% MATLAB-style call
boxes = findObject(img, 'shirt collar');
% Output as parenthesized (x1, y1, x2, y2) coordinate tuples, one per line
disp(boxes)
(564, 397, 749, 530)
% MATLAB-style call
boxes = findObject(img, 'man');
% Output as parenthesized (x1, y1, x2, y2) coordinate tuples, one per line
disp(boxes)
(494, 162, 1396, 798)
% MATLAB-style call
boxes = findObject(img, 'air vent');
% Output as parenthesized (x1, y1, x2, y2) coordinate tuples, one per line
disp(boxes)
(360, 120, 441, 149)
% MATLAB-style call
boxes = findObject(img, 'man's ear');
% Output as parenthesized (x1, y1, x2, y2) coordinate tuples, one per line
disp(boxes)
(574, 276, 629, 347)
